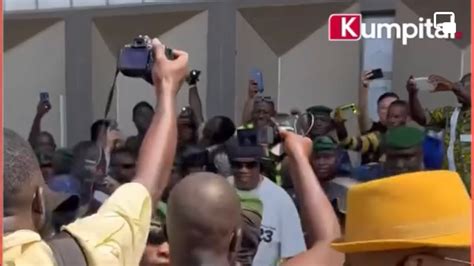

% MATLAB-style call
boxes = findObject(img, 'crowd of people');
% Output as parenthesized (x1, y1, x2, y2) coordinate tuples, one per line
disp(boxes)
(4, 37, 471, 266)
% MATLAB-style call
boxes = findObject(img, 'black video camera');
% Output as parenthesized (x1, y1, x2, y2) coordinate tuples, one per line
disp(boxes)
(117, 35, 175, 85)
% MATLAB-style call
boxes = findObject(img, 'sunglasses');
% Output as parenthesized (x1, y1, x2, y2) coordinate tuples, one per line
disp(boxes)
(231, 161, 259, 169)
(255, 96, 273, 103)
(120, 163, 135, 169)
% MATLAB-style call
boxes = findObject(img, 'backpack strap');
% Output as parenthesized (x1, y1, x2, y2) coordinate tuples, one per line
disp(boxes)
(46, 231, 88, 266)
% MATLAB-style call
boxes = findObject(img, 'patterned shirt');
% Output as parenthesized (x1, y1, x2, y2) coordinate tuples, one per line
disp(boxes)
(361, 122, 387, 164)
(341, 131, 382, 156)
(428, 106, 471, 192)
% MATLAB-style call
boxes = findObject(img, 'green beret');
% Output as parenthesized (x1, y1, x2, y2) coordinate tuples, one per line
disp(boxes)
(313, 136, 338, 152)
(384, 126, 425, 150)
(306, 105, 333, 116)
(237, 191, 263, 218)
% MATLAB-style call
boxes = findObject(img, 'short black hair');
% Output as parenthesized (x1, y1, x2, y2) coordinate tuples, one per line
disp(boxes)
(38, 131, 56, 144)
(180, 145, 209, 169)
(133, 101, 154, 116)
(203, 116, 236, 145)
(4, 129, 42, 207)
(90, 119, 109, 142)
(71, 141, 103, 182)
(388, 100, 409, 110)
(377, 92, 399, 105)
(110, 147, 136, 163)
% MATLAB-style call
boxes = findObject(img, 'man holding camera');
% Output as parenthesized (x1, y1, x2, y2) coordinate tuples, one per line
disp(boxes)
(4, 38, 189, 265)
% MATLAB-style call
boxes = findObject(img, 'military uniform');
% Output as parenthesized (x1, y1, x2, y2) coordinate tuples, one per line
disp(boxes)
(313, 136, 359, 225)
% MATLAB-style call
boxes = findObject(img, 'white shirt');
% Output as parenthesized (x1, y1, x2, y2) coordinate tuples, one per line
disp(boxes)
(228, 176, 306, 266)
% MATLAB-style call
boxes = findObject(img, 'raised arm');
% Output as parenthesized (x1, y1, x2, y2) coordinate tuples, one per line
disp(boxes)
(28, 100, 51, 148)
(241, 80, 258, 125)
(358, 71, 373, 133)
(133, 39, 189, 203)
(189, 83, 204, 124)
(407, 75, 427, 126)
(281, 131, 344, 266)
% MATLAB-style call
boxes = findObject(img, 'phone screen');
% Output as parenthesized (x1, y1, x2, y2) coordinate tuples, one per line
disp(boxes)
(40, 92, 50, 103)
(250, 69, 264, 93)
(337, 104, 358, 120)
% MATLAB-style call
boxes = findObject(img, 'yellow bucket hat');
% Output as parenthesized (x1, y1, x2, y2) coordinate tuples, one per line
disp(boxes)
(331, 170, 471, 253)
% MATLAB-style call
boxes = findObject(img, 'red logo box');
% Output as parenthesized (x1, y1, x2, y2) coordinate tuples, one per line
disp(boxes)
(328, 14, 362, 41)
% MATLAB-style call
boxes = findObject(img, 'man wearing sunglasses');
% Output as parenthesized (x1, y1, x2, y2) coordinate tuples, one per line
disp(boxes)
(332, 170, 470, 266)
(226, 141, 306, 266)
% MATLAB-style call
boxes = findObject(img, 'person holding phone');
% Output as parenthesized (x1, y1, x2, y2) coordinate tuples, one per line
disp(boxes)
(407, 73, 471, 193)
(357, 70, 400, 164)
(28, 93, 57, 154)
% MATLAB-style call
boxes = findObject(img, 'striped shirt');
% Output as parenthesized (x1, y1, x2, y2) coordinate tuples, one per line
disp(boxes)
(341, 131, 383, 156)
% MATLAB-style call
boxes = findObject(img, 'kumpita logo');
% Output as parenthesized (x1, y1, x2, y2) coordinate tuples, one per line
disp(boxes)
(328, 12, 462, 45)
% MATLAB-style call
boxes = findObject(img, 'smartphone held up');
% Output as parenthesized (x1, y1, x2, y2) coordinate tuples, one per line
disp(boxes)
(368, 68, 384, 80)
(250, 69, 264, 93)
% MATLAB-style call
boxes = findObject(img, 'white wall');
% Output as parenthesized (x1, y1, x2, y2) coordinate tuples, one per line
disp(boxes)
(92, 11, 208, 137)
(392, 1, 468, 110)
(5, 20, 66, 145)
(235, 12, 279, 123)
(279, 3, 361, 132)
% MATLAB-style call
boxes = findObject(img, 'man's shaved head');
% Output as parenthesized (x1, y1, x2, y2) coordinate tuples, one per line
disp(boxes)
(4, 128, 43, 211)
(167, 172, 242, 266)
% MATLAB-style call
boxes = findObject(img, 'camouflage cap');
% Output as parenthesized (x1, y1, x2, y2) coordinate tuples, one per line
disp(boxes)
(383, 126, 425, 150)
(313, 136, 338, 153)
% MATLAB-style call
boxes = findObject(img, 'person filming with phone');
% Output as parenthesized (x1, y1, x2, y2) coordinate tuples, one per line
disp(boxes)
(407, 73, 471, 193)
(357, 69, 400, 163)
(28, 93, 57, 155)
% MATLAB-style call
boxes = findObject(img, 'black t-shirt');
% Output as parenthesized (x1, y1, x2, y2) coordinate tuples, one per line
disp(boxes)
(361, 122, 387, 164)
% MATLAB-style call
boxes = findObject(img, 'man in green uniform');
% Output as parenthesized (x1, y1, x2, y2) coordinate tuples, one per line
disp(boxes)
(382, 126, 425, 177)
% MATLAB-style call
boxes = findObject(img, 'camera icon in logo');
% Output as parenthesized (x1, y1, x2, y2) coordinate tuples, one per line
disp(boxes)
(433, 12, 456, 35)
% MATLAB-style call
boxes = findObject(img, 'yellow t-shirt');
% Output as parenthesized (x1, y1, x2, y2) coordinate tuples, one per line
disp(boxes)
(3, 182, 152, 266)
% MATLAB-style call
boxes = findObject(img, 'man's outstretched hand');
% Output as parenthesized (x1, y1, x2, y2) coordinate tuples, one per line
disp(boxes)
(279, 130, 312, 160)
(151, 38, 189, 96)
